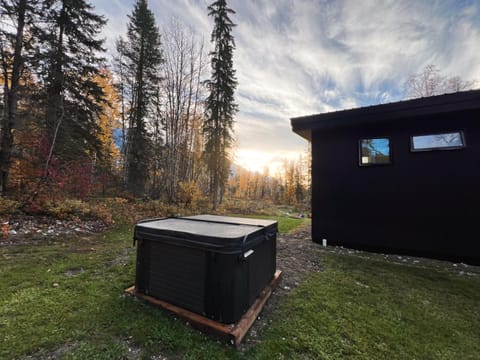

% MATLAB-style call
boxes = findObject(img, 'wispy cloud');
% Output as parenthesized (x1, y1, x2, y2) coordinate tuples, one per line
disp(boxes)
(94, 0, 131, 51)
(96, 0, 480, 169)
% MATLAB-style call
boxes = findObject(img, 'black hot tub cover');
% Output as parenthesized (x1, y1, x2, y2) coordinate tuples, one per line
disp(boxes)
(134, 216, 277, 255)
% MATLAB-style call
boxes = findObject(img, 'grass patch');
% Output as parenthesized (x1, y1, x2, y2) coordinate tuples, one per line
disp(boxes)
(0, 225, 237, 359)
(253, 252, 480, 360)
(230, 213, 307, 234)
(2, 217, 479, 359)
(0, 215, 304, 359)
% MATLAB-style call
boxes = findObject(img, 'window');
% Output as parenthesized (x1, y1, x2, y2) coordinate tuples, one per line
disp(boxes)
(359, 138, 391, 166)
(411, 131, 465, 152)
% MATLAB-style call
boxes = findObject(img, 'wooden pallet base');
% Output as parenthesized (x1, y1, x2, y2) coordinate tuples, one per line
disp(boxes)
(125, 269, 282, 347)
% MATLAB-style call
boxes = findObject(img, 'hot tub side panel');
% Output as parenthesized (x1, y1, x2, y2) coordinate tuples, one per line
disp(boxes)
(205, 232, 277, 323)
(134, 223, 277, 324)
(204, 252, 249, 323)
(247, 231, 276, 305)
(148, 241, 207, 314)
(134, 238, 148, 294)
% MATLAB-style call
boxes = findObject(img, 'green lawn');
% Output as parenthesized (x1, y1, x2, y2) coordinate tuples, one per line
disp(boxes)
(229, 213, 306, 233)
(254, 253, 480, 360)
(1, 217, 479, 359)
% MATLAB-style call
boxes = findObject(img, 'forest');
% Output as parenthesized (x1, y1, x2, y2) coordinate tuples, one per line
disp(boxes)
(0, 0, 310, 223)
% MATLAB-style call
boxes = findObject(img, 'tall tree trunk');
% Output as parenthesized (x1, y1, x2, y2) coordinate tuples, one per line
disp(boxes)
(127, 33, 146, 196)
(43, 1, 66, 179)
(44, 97, 64, 179)
(115, 39, 129, 186)
(0, 0, 27, 195)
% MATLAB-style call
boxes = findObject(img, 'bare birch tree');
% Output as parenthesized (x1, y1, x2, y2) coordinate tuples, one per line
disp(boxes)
(158, 21, 206, 202)
(112, 37, 132, 186)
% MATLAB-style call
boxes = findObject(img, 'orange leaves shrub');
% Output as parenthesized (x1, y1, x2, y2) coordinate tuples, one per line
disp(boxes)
(177, 181, 206, 208)
(1, 223, 10, 238)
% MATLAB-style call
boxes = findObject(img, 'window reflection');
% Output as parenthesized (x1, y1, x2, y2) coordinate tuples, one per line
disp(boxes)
(360, 138, 391, 165)
(411, 131, 465, 151)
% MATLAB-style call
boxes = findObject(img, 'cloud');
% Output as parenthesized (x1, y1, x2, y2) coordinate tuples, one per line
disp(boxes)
(232, 0, 480, 156)
(97, 0, 480, 170)
(149, 0, 212, 35)
(93, 0, 131, 53)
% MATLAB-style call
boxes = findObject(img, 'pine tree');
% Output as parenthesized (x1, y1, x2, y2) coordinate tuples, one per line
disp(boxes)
(203, 0, 238, 210)
(120, 0, 163, 196)
(34, 0, 107, 172)
(0, 0, 39, 194)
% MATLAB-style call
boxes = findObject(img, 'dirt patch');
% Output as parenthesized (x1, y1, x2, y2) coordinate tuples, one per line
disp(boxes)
(64, 268, 86, 277)
(20, 342, 79, 360)
(104, 247, 136, 269)
(0, 215, 109, 246)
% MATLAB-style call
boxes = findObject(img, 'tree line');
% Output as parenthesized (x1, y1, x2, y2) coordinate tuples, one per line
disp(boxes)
(228, 155, 311, 207)
(0, 0, 241, 210)
(6, 1, 463, 213)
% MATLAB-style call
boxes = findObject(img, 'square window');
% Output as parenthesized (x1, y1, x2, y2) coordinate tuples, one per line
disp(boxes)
(411, 131, 465, 152)
(360, 138, 391, 166)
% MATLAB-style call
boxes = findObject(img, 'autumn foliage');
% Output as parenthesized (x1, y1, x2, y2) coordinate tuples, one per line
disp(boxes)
(2, 69, 122, 217)
(0, 0, 310, 224)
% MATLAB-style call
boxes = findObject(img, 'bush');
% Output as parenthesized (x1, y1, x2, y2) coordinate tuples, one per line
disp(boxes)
(43, 199, 113, 224)
(178, 181, 205, 208)
(0, 197, 21, 215)
(45, 199, 89, 219)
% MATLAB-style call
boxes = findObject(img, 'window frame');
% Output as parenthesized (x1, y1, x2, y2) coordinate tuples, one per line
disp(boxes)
(410, 130, 466, 152)
(358, 137, 392, 167)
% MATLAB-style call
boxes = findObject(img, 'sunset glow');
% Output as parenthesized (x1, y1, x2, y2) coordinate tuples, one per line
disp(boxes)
(234, 148, 304, 176)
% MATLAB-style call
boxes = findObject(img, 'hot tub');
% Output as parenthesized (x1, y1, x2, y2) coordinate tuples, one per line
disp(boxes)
(133, 215, 277, 324)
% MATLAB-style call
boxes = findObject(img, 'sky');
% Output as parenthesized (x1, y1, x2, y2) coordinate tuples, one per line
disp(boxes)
(93, 0, 480, 174)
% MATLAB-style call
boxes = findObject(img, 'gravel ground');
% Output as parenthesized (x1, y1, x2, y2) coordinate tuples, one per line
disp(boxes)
(0, 215, 109, 246)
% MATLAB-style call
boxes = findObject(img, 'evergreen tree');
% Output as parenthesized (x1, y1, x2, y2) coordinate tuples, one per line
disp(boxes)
(120, 0, 163, 196)
(0, 0, 42, 194)
(0, 0, 28, 194)
(203, 0, 238, 210)
(34, 0, 107, 172)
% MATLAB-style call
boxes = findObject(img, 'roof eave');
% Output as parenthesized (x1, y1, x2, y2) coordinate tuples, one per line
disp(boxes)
(290, 89, 480, 136)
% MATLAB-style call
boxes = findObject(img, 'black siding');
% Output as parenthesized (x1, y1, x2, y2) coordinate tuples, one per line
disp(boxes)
(311, 109, 480, 263)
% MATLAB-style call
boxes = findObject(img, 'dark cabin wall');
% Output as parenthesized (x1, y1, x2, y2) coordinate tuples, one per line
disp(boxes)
(311, 109, 480, 263)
